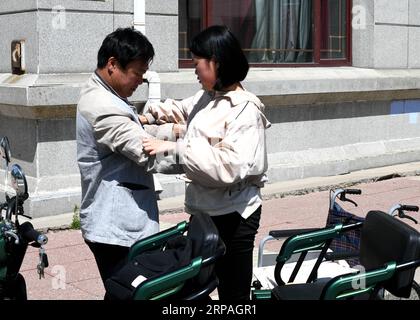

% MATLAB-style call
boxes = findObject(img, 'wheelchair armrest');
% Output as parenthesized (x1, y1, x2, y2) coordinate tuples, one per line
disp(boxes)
(128, 221, 188, 260)
(258, 226, 352, 268)
(277, 221, 363, 263)
(322, 261, 396, 300)
(269, 228, 321, 239)
(324, 251, 359, 262)
(277, 224, 345, 264)
(133, 257, 202, 300)
(273, 222, 363, 285)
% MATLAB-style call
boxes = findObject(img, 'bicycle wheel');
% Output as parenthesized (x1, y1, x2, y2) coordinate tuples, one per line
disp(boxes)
(384, 281, 420, 300)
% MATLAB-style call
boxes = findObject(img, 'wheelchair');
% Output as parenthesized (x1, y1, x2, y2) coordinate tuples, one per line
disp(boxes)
(252, 210, 420, 300)
(105, 212, 226, 300)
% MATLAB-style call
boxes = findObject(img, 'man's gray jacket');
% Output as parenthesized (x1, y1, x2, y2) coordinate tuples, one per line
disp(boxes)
(76, 73, 159, 247)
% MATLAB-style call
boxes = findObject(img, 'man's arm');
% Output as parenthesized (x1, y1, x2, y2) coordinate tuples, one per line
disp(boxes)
(79, 97, 153, 166)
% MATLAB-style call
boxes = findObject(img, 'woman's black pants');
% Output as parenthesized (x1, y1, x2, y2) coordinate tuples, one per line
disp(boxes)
(210, 206, 261, 300)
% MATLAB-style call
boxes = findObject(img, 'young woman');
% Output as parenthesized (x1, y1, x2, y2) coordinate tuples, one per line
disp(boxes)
(142, 25, 270, 300)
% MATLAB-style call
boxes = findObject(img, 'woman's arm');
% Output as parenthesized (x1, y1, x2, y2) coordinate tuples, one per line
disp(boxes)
(141, 90, 206, 126)
(143, 103, 268, 187)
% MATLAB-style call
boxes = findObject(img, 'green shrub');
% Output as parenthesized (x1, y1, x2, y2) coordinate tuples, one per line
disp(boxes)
(70, 205, 81, 230)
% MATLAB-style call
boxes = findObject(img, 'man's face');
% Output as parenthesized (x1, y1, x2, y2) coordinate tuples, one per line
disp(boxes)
(111, 59, 149, 98)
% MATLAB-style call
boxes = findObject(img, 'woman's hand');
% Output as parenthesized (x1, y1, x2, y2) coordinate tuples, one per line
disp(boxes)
(143, 138, 176, 156)
(138, 115, 149, 125)
(172, 124, 187, 139)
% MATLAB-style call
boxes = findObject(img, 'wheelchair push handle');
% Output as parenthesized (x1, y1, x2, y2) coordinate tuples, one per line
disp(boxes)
(388, 204, 419, 224)
(330, 188, 362, 209)
(400, 205, 419, 212)
(344, 189, 362, 195)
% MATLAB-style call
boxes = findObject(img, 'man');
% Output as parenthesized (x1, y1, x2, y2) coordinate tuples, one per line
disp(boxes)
(76, 28, 158, 290)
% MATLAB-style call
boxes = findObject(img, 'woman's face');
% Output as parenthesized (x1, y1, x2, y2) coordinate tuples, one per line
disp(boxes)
(192, 55, 217, 91)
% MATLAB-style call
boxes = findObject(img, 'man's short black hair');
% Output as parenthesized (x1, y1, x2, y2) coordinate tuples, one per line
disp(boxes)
(189, 25, 249, 91)
(97, 27, 155, 69)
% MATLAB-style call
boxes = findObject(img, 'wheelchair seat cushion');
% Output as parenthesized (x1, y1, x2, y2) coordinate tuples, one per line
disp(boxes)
(272, 278, 331, 300)
(360, 211, 420, 298)
(104, 235, 193, 300)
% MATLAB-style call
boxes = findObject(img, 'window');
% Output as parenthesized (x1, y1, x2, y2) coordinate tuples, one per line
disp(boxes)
(179, 0, 351, 67)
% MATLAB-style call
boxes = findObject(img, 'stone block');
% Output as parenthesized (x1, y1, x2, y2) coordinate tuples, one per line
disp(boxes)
(352, 23, 375, 68)
(408, 27, 420, 68)
(37, 0, 113, 12)
(113, 13, 133, 29)
(37, 11, 113, 73)
(374, 0, 408, 24)
(0, 0, 36, 13)
(113, 0, 134, 13)
(352, 0, 375, 68)
(409, 0, 420, 25)
(0, 12, 38, 73)
(146, 15, 178, 72)
(374, 25, 408, 68)
(146, 0, 177, 15)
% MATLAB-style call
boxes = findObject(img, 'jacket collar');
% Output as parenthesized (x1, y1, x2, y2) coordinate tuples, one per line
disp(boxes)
(92, 71, 142, 126)
(213, 89, 263, 109)
(93, 71, 134, 107)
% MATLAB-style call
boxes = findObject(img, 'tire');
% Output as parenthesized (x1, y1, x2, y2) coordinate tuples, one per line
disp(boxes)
(12, 273, 27, 300)
(1, 274, 27, 300)
(384, 281, 420, 300)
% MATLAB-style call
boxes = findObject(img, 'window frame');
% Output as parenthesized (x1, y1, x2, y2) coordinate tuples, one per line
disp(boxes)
(179, 0, 352, 68)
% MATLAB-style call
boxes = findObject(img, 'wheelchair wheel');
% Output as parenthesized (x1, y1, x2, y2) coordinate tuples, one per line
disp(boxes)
(384, 281, 420, 300)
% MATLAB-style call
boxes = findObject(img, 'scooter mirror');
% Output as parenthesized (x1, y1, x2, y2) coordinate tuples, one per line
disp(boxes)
(0, 136, 11, 165)
(10, 164, 28, 198)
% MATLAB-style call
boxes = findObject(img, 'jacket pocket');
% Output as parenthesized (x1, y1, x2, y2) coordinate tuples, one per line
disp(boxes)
(87, 180, 116, 234)
(113, 184, 158, 235)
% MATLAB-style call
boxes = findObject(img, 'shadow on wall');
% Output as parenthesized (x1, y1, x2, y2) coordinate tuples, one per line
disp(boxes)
(264, 99, 420, 124)
(0, 115, 75, 163)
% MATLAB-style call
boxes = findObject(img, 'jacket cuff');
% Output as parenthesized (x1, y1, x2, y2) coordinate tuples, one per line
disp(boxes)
(176, 139, 187, 161)
(144, 113, 156, 125)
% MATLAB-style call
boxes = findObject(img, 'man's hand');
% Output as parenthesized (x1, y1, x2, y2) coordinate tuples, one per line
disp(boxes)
(143, 138, 176, 156)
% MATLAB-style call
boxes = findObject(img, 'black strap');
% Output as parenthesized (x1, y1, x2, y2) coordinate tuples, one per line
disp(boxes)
(117, 182, 149, 190)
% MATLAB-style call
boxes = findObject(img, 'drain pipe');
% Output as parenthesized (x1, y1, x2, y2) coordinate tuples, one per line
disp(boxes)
(144, 71, 161, 108)
(143, 70, 163, 194)
(134, 0, 161, 105)
(133, 0, 146, 34)
(135, 0, 162, 194)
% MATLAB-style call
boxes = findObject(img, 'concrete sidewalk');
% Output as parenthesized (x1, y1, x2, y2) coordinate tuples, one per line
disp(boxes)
(20, 162, 420, 300)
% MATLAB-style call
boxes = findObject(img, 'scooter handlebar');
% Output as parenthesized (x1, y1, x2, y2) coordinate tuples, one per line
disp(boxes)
(19, 221, 48, 245)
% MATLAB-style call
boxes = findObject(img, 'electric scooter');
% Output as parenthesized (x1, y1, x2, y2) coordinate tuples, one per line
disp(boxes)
(0, 136, 48, 300)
